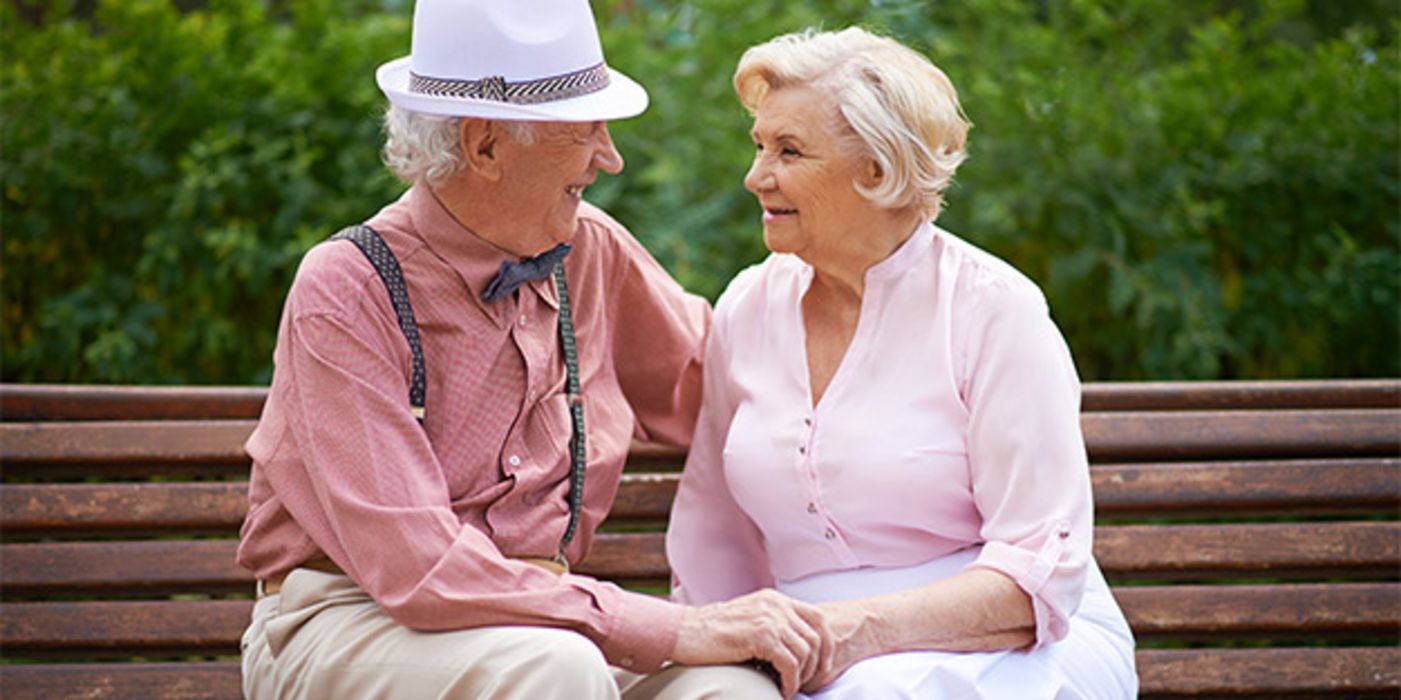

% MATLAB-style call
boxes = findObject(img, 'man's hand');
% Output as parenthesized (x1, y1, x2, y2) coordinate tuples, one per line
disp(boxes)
(671, 589, 833, 698)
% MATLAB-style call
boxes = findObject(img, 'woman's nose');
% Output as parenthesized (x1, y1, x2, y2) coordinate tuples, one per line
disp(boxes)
(744, 155, 771, 194)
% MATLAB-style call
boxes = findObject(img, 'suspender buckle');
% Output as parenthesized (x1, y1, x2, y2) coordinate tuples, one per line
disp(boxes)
(551, 550, 571, 575)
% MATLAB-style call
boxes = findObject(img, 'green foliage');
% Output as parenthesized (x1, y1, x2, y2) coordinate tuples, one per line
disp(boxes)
(3, 0, 1397, 383)
(3, 0, 408, 383)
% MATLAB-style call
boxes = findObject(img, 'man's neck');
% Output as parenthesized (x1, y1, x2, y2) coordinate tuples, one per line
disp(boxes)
(430, 176, 553, 259)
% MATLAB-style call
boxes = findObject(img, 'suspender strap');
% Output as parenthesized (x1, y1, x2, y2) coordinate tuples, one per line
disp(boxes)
(554, 263, 587, 553)
(330, 225, 427, 422)
(331, 223, 586, 563)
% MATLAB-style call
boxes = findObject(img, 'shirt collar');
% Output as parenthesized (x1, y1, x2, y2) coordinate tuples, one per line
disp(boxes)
(864, 220, 934, 285)
(407, 183, 561, 317)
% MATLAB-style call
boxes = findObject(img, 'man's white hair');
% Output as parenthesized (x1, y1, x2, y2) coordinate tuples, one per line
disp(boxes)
(381, 105, 536, 185)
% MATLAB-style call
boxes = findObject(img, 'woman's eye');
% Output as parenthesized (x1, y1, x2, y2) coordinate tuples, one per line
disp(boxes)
(781, 147, 800, 157)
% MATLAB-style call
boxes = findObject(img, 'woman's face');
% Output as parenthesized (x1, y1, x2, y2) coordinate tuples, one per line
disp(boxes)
(744, 85, 875, 263)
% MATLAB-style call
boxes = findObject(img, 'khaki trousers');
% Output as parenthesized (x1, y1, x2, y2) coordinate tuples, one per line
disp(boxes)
(241, 569, 780, 700)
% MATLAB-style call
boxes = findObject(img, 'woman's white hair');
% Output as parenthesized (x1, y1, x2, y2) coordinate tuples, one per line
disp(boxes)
(735, 27, 970, 220)
(381, 105, 536, 185)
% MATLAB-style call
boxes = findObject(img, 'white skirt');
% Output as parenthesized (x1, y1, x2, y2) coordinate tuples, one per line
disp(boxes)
(778, 547, 1138, 700)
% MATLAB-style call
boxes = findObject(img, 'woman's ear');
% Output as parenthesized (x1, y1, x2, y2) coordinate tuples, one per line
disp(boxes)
(862, 157, 884, 188)
(460, 118, 502, 182)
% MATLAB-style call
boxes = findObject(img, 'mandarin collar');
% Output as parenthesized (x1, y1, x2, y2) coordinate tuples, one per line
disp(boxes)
(407, 183, 560, 319)
(787, 220, 935, 293)
(864, 220, 934, 285)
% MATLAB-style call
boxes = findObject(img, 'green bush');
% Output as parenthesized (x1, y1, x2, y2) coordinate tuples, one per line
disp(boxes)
(3, 0, 1397, 383)
(3, 0, 408, 383)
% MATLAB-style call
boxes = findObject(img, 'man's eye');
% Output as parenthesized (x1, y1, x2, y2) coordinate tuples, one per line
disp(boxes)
(781, 147, 800, 157)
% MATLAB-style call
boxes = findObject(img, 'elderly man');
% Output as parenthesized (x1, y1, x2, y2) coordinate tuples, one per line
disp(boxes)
(236, 1, 829, 698)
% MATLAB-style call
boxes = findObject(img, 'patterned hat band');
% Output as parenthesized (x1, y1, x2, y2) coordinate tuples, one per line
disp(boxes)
(409, 62, 610, 105)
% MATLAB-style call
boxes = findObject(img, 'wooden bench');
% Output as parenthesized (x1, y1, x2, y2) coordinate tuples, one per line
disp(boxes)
(2, 380, 1398, 699)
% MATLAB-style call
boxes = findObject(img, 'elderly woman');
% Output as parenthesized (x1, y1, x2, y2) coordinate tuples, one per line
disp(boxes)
(667, 27, 1138, 698)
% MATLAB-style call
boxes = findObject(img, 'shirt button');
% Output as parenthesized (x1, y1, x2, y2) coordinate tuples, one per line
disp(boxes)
(519, 315, 528, 326)
(824, 528, 836, 540)
(508, 455, 522, 467)
(804, 417, 812, 426)
(798, 446, 806, 455)
(807, 502, 818, 514)
(620, 657, 634, 668)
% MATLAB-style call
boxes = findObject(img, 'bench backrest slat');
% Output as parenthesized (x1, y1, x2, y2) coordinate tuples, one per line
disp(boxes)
(5, 409, 1397, 467)
(7, 380, 1397, 419)
(6, 522, 1396, 599)
(6, 583, 1397, 658)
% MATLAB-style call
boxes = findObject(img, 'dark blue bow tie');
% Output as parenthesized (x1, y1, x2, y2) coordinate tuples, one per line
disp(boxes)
(480, 243, 571, 303)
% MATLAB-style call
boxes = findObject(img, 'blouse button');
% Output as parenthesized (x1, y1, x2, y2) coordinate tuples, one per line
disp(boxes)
(508, 455, 522, 467)
(1058, 524, 1071, 539)
(519, 315, 528, 326)
(803, 417, 812, 427)
(824, 528, 836, 540)
(807, 502, 818, 514)
(798, 446, 806, 455)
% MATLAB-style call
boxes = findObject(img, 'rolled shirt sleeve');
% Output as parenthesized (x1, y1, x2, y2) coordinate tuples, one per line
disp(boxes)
(960, 278, 1094, 647)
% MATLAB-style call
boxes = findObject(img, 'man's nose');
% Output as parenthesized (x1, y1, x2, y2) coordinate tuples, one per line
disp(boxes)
(593, 123, 623, 174)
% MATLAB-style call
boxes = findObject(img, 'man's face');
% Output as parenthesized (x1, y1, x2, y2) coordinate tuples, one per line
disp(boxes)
(494, 121, 623, 251)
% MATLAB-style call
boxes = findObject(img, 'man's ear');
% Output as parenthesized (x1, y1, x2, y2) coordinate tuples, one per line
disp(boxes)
(460, 118, 503, 182)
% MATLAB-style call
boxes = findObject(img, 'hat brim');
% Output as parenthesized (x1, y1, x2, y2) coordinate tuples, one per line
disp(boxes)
(376, 56, 648, 121)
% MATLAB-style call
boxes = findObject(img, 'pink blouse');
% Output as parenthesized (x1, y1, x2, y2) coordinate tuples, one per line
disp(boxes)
(667, 223, 1094, 646)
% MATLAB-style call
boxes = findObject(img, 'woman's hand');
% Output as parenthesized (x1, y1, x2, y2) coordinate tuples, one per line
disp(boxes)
(671, 589, 835, 698)
(800, 600, 879, 693)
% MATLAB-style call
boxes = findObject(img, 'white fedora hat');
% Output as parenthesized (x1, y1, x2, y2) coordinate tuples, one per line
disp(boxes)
(376, 0, 648, 121)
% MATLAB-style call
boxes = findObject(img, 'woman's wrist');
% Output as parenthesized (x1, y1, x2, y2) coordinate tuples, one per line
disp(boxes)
(824, 599, 886, 662)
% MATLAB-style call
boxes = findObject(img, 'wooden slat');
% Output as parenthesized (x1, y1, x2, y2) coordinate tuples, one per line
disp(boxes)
(8, 460, 1394, 537)
(1092, 458, 1401, 518)
(1, 534, 668, 596)
(1137, 647, 1401, 698)
(0, 384, 268, 421)
(1097, 521, 1401, 580)
(0, 649, 1395, 700)
(1082, 409, 1400, 461)
(7, 521, 1397, 597)
(606, 472, 681, 523)
(2, 482, 248, 535)
(1083, 379, 1401, 412)
(6, 409, 1396, 468)
(0, 474, 677, 537)
(6, 380, 1398, 420)
(1116, 582, 1401, 640)
(0, 420, 255, 464)
(0, 600, 251, 655)
(0, 662, 243, 700)
(575, 532, 668, 583)
(2, 540, 251, 597)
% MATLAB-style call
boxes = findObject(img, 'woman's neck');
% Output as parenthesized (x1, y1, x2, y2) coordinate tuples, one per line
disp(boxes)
(806, 207, 924, 302)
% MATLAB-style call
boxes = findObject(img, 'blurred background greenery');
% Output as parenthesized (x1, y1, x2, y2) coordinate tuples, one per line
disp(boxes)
(3, 0, 1398, 384)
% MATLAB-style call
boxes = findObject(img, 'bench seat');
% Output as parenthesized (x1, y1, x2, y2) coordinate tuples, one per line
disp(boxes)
(2, 380, 1398, 699)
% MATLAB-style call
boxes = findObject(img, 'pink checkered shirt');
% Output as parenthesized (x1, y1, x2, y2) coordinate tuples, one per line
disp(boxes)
(237, 183, 708, 671)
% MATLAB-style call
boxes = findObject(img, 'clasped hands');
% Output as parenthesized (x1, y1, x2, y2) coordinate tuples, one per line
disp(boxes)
(671, 589, 869, 698)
